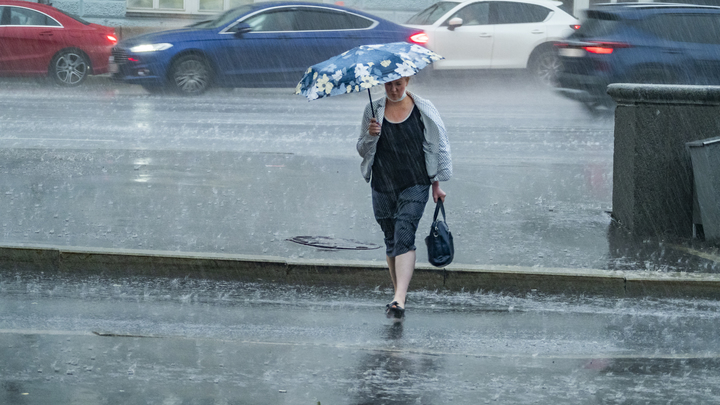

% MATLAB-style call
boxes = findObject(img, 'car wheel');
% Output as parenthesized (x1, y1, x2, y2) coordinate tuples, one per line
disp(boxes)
(170, 55, 212, 95)
(530, 50, 561, 87)
(50, 50, 89, 87)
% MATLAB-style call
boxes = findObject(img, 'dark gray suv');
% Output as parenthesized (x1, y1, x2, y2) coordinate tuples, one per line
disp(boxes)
(555, 3, 720, 112)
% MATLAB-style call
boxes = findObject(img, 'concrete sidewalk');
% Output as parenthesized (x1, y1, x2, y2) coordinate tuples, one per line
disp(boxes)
(4, 243, 720, 299)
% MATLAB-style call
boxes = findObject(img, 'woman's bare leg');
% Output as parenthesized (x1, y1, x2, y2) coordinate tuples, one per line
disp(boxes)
(386, 255, 397, 292)
(392, 250, 415, 308)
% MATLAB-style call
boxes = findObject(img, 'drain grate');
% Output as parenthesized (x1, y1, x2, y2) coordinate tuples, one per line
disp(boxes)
(286, 236, 381, 250)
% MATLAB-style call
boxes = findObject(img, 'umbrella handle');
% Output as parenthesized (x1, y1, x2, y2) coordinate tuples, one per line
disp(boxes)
(367, 89, 375, 118)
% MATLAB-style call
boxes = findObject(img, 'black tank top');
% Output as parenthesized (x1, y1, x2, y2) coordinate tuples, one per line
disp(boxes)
(371, 105, 430, 192)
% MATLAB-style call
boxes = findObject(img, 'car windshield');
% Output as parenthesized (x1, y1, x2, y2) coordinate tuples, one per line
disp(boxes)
(203, 4, 256, 29)
(406, 2, 460, 25)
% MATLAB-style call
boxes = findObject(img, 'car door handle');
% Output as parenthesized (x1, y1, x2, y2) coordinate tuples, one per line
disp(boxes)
(39, 31, 54, 37)
(531, 29, 544, 34)
(479, 33, 492, 38)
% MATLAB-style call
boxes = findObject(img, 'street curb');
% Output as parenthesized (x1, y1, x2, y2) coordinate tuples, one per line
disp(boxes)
(1, 244, 720, 298)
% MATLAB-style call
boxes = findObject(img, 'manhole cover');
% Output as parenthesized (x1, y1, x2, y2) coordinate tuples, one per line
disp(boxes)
(286, 236, 381, 250)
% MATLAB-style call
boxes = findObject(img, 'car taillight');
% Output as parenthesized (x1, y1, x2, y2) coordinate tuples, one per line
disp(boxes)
(128, 57, 139, 62)
(106, 34, 118, 45)
(583, 42, 630, 54)
(585, 46, 613, 54)
(409, 32, 429, 45)
(570, 24, 581, 30)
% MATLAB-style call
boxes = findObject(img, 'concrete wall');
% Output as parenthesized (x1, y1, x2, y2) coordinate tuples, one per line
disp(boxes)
(340, 0, 436, 23)
(608, 84, 720, 238)
(46, 0, 431, 22)
(53, 0, 125, 17)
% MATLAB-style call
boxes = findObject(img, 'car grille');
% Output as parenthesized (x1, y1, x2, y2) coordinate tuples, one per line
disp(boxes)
(112, 48, 128, 64)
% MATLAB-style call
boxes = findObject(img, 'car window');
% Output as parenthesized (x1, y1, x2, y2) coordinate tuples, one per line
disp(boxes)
(406, 1, 459, 25)
(443, 3, 489, 26)
(490, 2, 551, 24)
(243, 9, 295, 32)
(294, 8, 373, 30)
(573, 11, 620, 38)
(0, 7, 7, 26)
(9, 7, 60, 27)
(523, 4, 552, 22)
(638, 14, 720, 45)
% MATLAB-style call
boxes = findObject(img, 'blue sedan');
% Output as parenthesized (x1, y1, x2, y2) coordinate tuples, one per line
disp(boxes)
(110, 2, 426, 95)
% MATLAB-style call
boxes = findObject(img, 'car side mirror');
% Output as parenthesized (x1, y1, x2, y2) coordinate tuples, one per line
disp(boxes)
(233, 23, 252, 37)
(448, 17, 463, 31)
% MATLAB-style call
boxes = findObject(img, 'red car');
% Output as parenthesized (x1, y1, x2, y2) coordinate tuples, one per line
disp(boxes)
(0, 0, 116, 86)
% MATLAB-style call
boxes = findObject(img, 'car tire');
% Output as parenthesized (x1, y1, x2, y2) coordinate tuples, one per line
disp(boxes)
(50, 49, 90, 87)
(170, 54, 212, 95)
(529, 49, 561, 87)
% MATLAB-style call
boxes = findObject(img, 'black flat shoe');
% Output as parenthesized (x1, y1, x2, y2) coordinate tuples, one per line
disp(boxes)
(385, 301, 405, 320)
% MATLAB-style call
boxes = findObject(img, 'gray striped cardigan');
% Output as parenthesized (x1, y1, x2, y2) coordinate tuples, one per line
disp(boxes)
(357, 91, 452, 184)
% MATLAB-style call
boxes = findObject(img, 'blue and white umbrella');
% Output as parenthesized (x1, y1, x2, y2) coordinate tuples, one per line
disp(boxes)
(295, 42, 443, 116)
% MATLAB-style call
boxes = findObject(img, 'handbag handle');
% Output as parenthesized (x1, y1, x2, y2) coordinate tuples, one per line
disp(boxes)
(433, 199, 447, 223)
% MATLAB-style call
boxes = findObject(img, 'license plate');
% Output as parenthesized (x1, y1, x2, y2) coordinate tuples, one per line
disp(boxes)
(108, 61, 118, 74)
(558, 48, 586, 58)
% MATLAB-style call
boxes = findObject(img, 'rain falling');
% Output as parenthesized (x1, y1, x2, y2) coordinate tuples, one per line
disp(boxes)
(2, 0, 720, 403)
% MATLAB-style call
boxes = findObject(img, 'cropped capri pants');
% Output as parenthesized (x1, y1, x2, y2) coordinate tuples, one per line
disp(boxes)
(371, 184, 430, 257)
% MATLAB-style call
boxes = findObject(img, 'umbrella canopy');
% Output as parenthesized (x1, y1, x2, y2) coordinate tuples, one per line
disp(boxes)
(295, 42, 443, 103)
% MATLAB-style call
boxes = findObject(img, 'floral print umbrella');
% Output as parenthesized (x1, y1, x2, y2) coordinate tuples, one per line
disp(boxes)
(295, 42, 443, 116)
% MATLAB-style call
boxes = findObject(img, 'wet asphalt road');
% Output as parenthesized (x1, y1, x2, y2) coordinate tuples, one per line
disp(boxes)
(0, 73, 634, 271)
(3, 272, 720, 404)
(1, 73, 716, 272)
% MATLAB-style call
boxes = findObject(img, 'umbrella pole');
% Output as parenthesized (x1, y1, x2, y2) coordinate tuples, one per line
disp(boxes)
(367, 89, 375, 118)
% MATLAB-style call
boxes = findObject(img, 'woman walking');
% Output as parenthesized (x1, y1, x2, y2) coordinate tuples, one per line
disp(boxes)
(357, 76, 452, 320)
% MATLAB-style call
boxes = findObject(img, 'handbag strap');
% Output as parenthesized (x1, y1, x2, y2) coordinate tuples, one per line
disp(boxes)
(433, 199, 447, 222)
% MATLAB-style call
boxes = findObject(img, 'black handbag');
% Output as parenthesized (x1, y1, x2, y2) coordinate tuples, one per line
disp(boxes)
(425, 199, 454, 267)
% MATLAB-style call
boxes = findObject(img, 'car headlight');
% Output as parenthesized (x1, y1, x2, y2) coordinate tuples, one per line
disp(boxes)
(129, 43, 173, 53)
